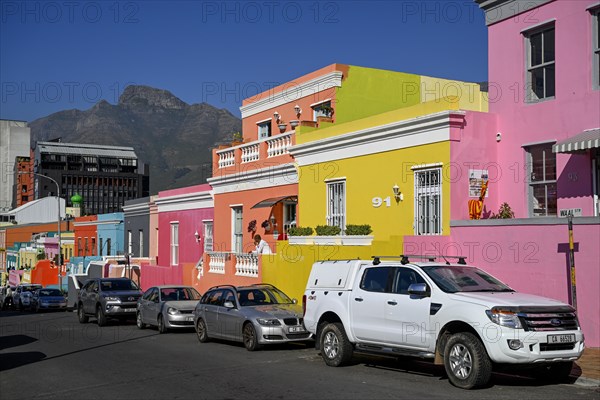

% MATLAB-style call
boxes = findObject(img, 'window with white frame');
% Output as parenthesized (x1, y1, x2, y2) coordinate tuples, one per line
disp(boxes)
(326, 180, 346, 231)
(414, 168, 442, 235)
(524, 23, 555, 101)
(232, 207, 243, 253)
(312, 101, 332, 121)
(203, 221, 213, 252)
(139, 230, 144, 257)
(592, 7, 600, 90)
(283, 202, 297, 232)
(170, 222, 179, 265)
(127, 230, 133, 255)
(257, 121, 271, 139)
(526, 143, 557, 217)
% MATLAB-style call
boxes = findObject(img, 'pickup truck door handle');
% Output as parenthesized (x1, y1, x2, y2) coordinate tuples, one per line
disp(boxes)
(387, 300, 398, 306)
(354, 297, 364, 302)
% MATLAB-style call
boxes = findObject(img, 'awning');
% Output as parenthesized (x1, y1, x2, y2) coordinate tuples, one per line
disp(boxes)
(251, 195, 297, 209)
(553, 128, 600, 153)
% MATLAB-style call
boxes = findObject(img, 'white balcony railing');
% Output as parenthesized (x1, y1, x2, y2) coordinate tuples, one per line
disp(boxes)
(266, 132, 293, 158)
(207, 251, 227, 274)
(217, 149, 235, 168)
(234, 253, 259, 277)
(241, 143, 260, 163)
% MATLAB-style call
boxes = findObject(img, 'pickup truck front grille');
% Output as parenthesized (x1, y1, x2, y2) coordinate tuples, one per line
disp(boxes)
(540, 342, 576, 352)
(518, 312, 579, 332)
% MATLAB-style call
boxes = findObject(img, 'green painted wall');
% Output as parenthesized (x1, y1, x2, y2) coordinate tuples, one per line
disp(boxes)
(334, 66, 421, 124)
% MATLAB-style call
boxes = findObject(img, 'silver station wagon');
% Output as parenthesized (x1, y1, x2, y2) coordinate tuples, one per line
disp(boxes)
(194, 284, 312, 351)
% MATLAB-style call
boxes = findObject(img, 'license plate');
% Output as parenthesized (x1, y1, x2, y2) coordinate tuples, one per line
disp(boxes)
(289, 326, 306, 333)
(123, 308, 136, 312)
(547, 334, 576, 344)
(186, 316, 194, 322)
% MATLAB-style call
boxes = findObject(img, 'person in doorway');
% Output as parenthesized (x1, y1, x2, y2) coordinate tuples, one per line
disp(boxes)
(252, 234, 272, 254)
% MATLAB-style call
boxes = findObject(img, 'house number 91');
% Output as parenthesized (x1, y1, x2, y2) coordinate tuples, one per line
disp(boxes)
(372, 196, 391, 208)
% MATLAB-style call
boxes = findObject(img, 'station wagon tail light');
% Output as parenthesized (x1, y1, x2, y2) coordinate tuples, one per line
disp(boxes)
(486, 307, 523, 329)
(257, 318, 281, 326)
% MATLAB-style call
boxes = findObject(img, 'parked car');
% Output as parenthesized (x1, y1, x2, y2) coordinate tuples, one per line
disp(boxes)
(13, 284, 43, 310)
(137, 285, 202, 333)
(303, 256, 585, 389)
(194, 283, 312, 351)
(31, 288, 68, 312)
(77, 278, 142, 326)
(0, 286, 15, 310)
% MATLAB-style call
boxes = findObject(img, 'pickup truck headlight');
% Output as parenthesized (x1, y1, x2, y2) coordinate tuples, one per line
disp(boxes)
(103, 296, 120, 302)
(257, 318, 281, 326)
(486, 307, 523, 329)
(167, 307, 180, 315)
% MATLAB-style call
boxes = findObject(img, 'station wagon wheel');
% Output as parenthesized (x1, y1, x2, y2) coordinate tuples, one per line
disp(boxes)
(196, 318, 209, 343)
(444, 332, 491, 389)
(320, 322, 353, 367)
(77, 303, 88, 323)
(136, 312, 146, 329)
(158, 315, 167, 334)
(243, 322, 261, 351)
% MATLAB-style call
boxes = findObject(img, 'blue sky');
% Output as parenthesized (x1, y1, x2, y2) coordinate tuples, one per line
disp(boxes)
(1, 1, 488, 122)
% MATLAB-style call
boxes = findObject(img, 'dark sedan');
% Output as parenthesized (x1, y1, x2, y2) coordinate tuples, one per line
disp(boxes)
(31, 288, 67, 312)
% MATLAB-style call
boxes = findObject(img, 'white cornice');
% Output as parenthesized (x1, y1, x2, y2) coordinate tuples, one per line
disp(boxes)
(290, 111, 466, 166)
(74, 219, 123, 227)
(239, 71, 343, 119)
(155, 191, 214, 213)
(208, 163, 298, 194)
(122, 202, 150, 216)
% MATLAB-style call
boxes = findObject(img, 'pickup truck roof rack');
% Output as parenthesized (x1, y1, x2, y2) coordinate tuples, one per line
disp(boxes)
(372, 254, 467, 265)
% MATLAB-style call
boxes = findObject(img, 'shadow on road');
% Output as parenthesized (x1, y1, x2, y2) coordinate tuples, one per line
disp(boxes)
(0, 351, 47, 371)
(0, 334, 38, 351)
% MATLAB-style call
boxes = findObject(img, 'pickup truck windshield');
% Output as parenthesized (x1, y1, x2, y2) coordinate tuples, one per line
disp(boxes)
(421, 265, 514, 293)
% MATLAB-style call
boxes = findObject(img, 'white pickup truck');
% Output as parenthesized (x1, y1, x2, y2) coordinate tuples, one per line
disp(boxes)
(302, 256, 585, 389)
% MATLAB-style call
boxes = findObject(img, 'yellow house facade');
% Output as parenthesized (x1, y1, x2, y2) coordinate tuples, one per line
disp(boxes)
(262, 76, 488, 300)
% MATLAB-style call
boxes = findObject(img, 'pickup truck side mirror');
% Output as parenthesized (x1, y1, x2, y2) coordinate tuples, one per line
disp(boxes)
(407, 283, 430, 297)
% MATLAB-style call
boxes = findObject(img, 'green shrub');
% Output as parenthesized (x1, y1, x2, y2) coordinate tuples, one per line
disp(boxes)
(344, 224, 372, 235)
(315, 225, 341, 236)
(490, 202, 515, 219)
(287, 226, 314, 236)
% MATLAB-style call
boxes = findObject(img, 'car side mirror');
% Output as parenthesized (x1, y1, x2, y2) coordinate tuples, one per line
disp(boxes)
(408, 283, 430, 297)
(223, 300, 235, 309)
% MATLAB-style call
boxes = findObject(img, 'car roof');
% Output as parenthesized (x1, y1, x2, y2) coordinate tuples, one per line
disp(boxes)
(155, 285, 195, 289)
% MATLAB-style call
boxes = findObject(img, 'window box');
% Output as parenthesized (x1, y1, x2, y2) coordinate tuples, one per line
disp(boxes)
(288, 236, 314, 245)
(341, 235, 374, 246)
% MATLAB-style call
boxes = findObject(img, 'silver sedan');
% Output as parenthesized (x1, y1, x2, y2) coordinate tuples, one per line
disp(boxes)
(136, 286, 201, 333)
(194, 284, 312, 351)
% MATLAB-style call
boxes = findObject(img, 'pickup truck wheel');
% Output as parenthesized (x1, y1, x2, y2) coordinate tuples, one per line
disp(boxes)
(531, 361, 573, 382)
(320, 322, 353, 367)
(243, 322, 261, 351)
(444, 332, 492, 389)
(196, 318, 209, 343)
(77, 303, 89, 323)
(96, 306, 107, 327)
(136, 312, 146, 329)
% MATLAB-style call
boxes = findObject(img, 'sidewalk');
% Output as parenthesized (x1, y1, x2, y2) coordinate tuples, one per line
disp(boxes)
(573, 347, 600, 386)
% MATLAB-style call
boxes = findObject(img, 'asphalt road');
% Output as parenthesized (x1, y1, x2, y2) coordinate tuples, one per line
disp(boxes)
(1, 310, 598, 400)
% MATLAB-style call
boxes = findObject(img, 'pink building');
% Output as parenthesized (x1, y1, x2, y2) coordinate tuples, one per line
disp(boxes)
(146, 184, 213, 291)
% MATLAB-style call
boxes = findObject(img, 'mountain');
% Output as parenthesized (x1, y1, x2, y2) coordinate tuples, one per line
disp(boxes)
(29, 85, 241, 193)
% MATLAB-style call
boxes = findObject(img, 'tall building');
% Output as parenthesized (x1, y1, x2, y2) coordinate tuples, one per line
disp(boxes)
(33, 141, 150, 215)
(0, 120, 31, 212)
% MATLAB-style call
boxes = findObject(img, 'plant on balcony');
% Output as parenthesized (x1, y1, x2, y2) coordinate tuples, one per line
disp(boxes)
(319, 105, 334, 117)
(247, 219, 257, 233)
(490, 202, 515, 219)
(231, 131, 243, 145)
(261, 220, 270, 230)
(287, 226, 314, 236)
(344, 224, 372, 235)
(315, 225, 341, 236)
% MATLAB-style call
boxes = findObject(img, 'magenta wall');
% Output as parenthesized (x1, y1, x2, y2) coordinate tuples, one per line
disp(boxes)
(404, 221, 600, 346)
(450, 111, 499, 220)
(487, 0, 600, 217)
(140, 264, 183, 291)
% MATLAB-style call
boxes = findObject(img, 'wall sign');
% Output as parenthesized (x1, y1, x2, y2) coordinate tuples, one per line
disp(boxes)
(559, 208, 582, 218)
(469, 169, 489, 197)
(372, 197, 391, 208)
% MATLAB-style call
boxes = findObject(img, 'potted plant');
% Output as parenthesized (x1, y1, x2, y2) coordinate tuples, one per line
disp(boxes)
(490, 202, 515, 219)
(231, 131, 243, 145)
(342, 224, 374, 246)
(319, 104, 334, 117)
(289, 120, 299, 128)
(278, 122, 287, 132)
(287, 226, 314, 245)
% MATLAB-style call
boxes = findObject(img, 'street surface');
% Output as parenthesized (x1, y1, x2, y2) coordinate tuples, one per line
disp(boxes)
(1, 310, 598, 400)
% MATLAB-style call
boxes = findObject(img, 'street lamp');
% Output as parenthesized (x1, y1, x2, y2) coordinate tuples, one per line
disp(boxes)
(18, 172, 62, 287)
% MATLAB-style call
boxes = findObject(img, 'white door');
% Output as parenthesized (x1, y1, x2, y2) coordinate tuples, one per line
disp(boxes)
(349, 266, 391, 343)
